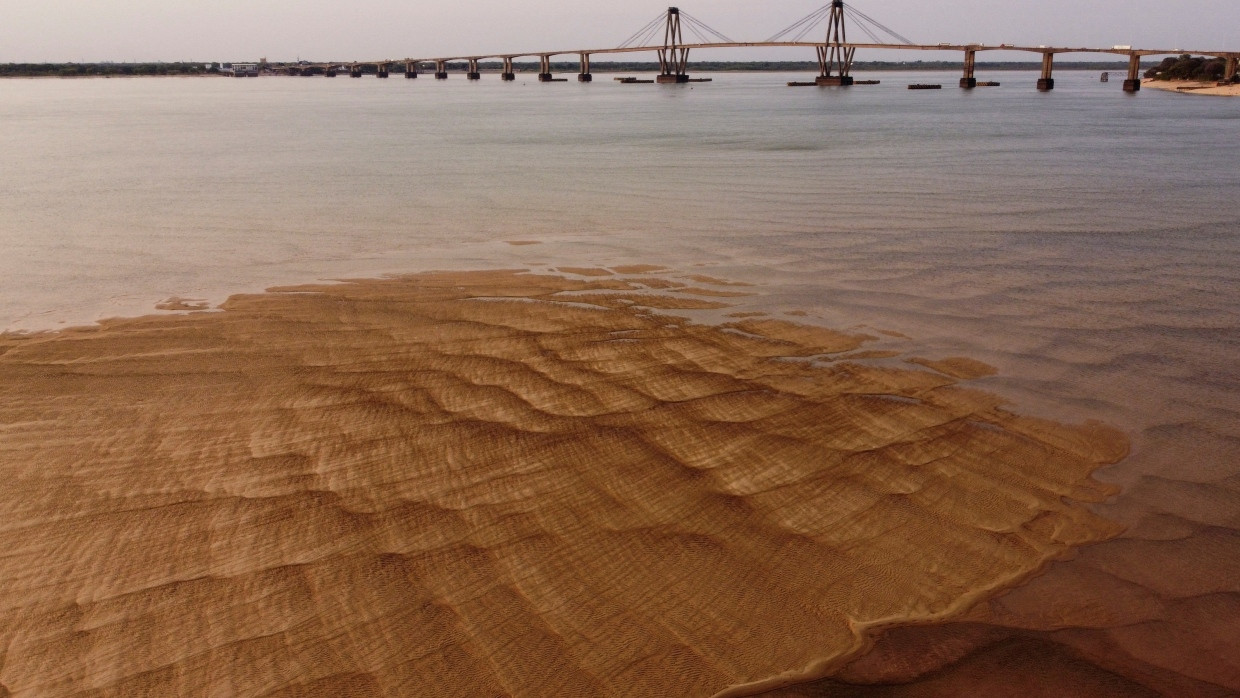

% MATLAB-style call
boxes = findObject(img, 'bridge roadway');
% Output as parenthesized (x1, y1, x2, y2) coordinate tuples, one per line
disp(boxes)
(305, 41, 1239, 92)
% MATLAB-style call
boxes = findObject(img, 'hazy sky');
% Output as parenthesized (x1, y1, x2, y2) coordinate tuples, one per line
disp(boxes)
(3, 0, 1235, 63)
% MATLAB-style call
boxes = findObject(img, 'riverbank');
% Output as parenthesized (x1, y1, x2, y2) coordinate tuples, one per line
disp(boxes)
(1143, 77, 1240, 96)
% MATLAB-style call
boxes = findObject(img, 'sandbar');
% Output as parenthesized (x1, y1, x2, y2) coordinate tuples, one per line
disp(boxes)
(0, 269, 1127, 696)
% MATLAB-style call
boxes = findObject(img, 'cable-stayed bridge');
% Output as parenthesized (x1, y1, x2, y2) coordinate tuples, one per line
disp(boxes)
(275, 2, 1238, 93)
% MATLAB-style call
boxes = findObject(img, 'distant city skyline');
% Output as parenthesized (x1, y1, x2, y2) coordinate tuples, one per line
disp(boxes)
(2, 0, 1235, 63)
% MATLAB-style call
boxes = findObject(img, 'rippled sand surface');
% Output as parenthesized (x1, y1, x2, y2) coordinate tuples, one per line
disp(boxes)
(0, 269, 1127, 697)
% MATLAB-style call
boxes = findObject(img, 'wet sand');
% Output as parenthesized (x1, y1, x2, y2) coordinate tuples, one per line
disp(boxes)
(0, 269, 1127, 697)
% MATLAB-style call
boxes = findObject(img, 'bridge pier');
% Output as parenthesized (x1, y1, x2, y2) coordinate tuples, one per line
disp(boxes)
(377, 63, 390, 78)
(1123, 54, 1141, 92)
(579, 53, 592, 82)
(1225, 56, 1238, 83)
(349, 63, 363, 78)
(467, 59, 480, 80)
(501, 57, 516, 81)
(538, 55, 554, 82)
(435, 60, 448, 80)
(1037, 53, 1055, 91)
(325, 66, 338, 77)
(960, 48, 977, 88)
(405, 61, 418, 78)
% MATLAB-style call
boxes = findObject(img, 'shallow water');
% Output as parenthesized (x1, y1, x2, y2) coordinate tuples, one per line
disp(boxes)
(2, 70, 1238, 691)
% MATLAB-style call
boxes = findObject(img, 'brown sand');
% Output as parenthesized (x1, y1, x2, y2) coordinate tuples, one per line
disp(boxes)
(0, 270, 1127, 697)
(1142, 78, 1240, 96)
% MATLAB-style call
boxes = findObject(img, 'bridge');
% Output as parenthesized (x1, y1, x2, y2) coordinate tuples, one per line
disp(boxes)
(279, 1, 1239, 93)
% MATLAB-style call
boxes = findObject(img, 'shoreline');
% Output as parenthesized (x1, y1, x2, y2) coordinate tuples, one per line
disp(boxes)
(1142, 77, 1240, 96)
(0, 267, 1127, 697)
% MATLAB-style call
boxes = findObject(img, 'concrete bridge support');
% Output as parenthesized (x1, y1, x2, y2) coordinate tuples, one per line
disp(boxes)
(1225, 56, 1238, 83)
(538, 55, 554, 82)
(1038, 53, 1055, 91)
(960, 48, 977, 88)
(405, 61, 418, 78)
(349, 63, 363, 78)
(501, 58, 516, 81)
(579, 53, 592, 82)
(435, 60, 448, 80)
(1123, 54, 1141, 92)
(325, 66, 338, 77)
(467, 59, 481, 80)
(377, 63, 390, 78)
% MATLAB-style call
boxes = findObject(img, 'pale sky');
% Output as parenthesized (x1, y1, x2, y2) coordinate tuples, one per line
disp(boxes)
(2, 0, 1235, 63)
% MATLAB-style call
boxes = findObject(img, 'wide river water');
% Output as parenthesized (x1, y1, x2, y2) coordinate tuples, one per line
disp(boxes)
(2, 70, 1239, 690)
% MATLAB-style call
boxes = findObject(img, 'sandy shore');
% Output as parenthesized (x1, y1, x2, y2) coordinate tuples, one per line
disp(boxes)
(0, 269, 1127, 696)
(1142, 78, 1240, 96)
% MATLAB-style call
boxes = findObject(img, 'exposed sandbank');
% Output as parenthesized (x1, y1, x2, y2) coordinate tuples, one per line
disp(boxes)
(1142, 78, 1240, 96)
(0, 269, 1126, 696)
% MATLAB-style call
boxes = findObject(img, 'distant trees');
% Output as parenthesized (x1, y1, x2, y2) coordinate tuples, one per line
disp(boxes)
(1145, 54, 1229, 81)
(0, 62, 208, 77)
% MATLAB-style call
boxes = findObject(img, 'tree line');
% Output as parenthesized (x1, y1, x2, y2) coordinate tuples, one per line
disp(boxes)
(0, 63, 216, 77)
(1144, 55, 1234, 82)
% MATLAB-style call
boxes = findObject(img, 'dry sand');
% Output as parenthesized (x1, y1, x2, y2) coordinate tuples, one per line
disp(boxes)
(1142, 78, 1240, 96)
(0, 269, 1128, 697)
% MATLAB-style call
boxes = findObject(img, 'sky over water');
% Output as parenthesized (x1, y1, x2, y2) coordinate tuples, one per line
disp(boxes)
(2, 0, 1236, 63)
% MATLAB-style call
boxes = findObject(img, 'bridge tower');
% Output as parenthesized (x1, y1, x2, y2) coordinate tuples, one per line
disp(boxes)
(816, 0, 855, 86)
(657, 7, 690, 83)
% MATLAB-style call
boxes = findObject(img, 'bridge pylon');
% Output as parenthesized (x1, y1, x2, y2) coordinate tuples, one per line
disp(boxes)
(657, 7, 691, 83)
(816, 0, 854, 86)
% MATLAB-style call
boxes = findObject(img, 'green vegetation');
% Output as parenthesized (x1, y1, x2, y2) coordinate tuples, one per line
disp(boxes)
(0, 62, 215, 77)
(1144, 55, 1232, 82)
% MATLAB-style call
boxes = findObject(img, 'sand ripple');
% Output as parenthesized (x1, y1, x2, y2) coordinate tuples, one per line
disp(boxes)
(0, 270, 1126, 697)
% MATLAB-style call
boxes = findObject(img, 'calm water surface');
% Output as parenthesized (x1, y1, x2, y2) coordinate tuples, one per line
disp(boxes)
(2, 70, 1239, 684)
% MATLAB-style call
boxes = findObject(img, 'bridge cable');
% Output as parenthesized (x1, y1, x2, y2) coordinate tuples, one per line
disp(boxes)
(764, 6, 831, 43)
(679, 11, 736, 44)
(844, 6, 915, 45)
(764, 3, 914, 45)
(618, 12, 668, 49)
